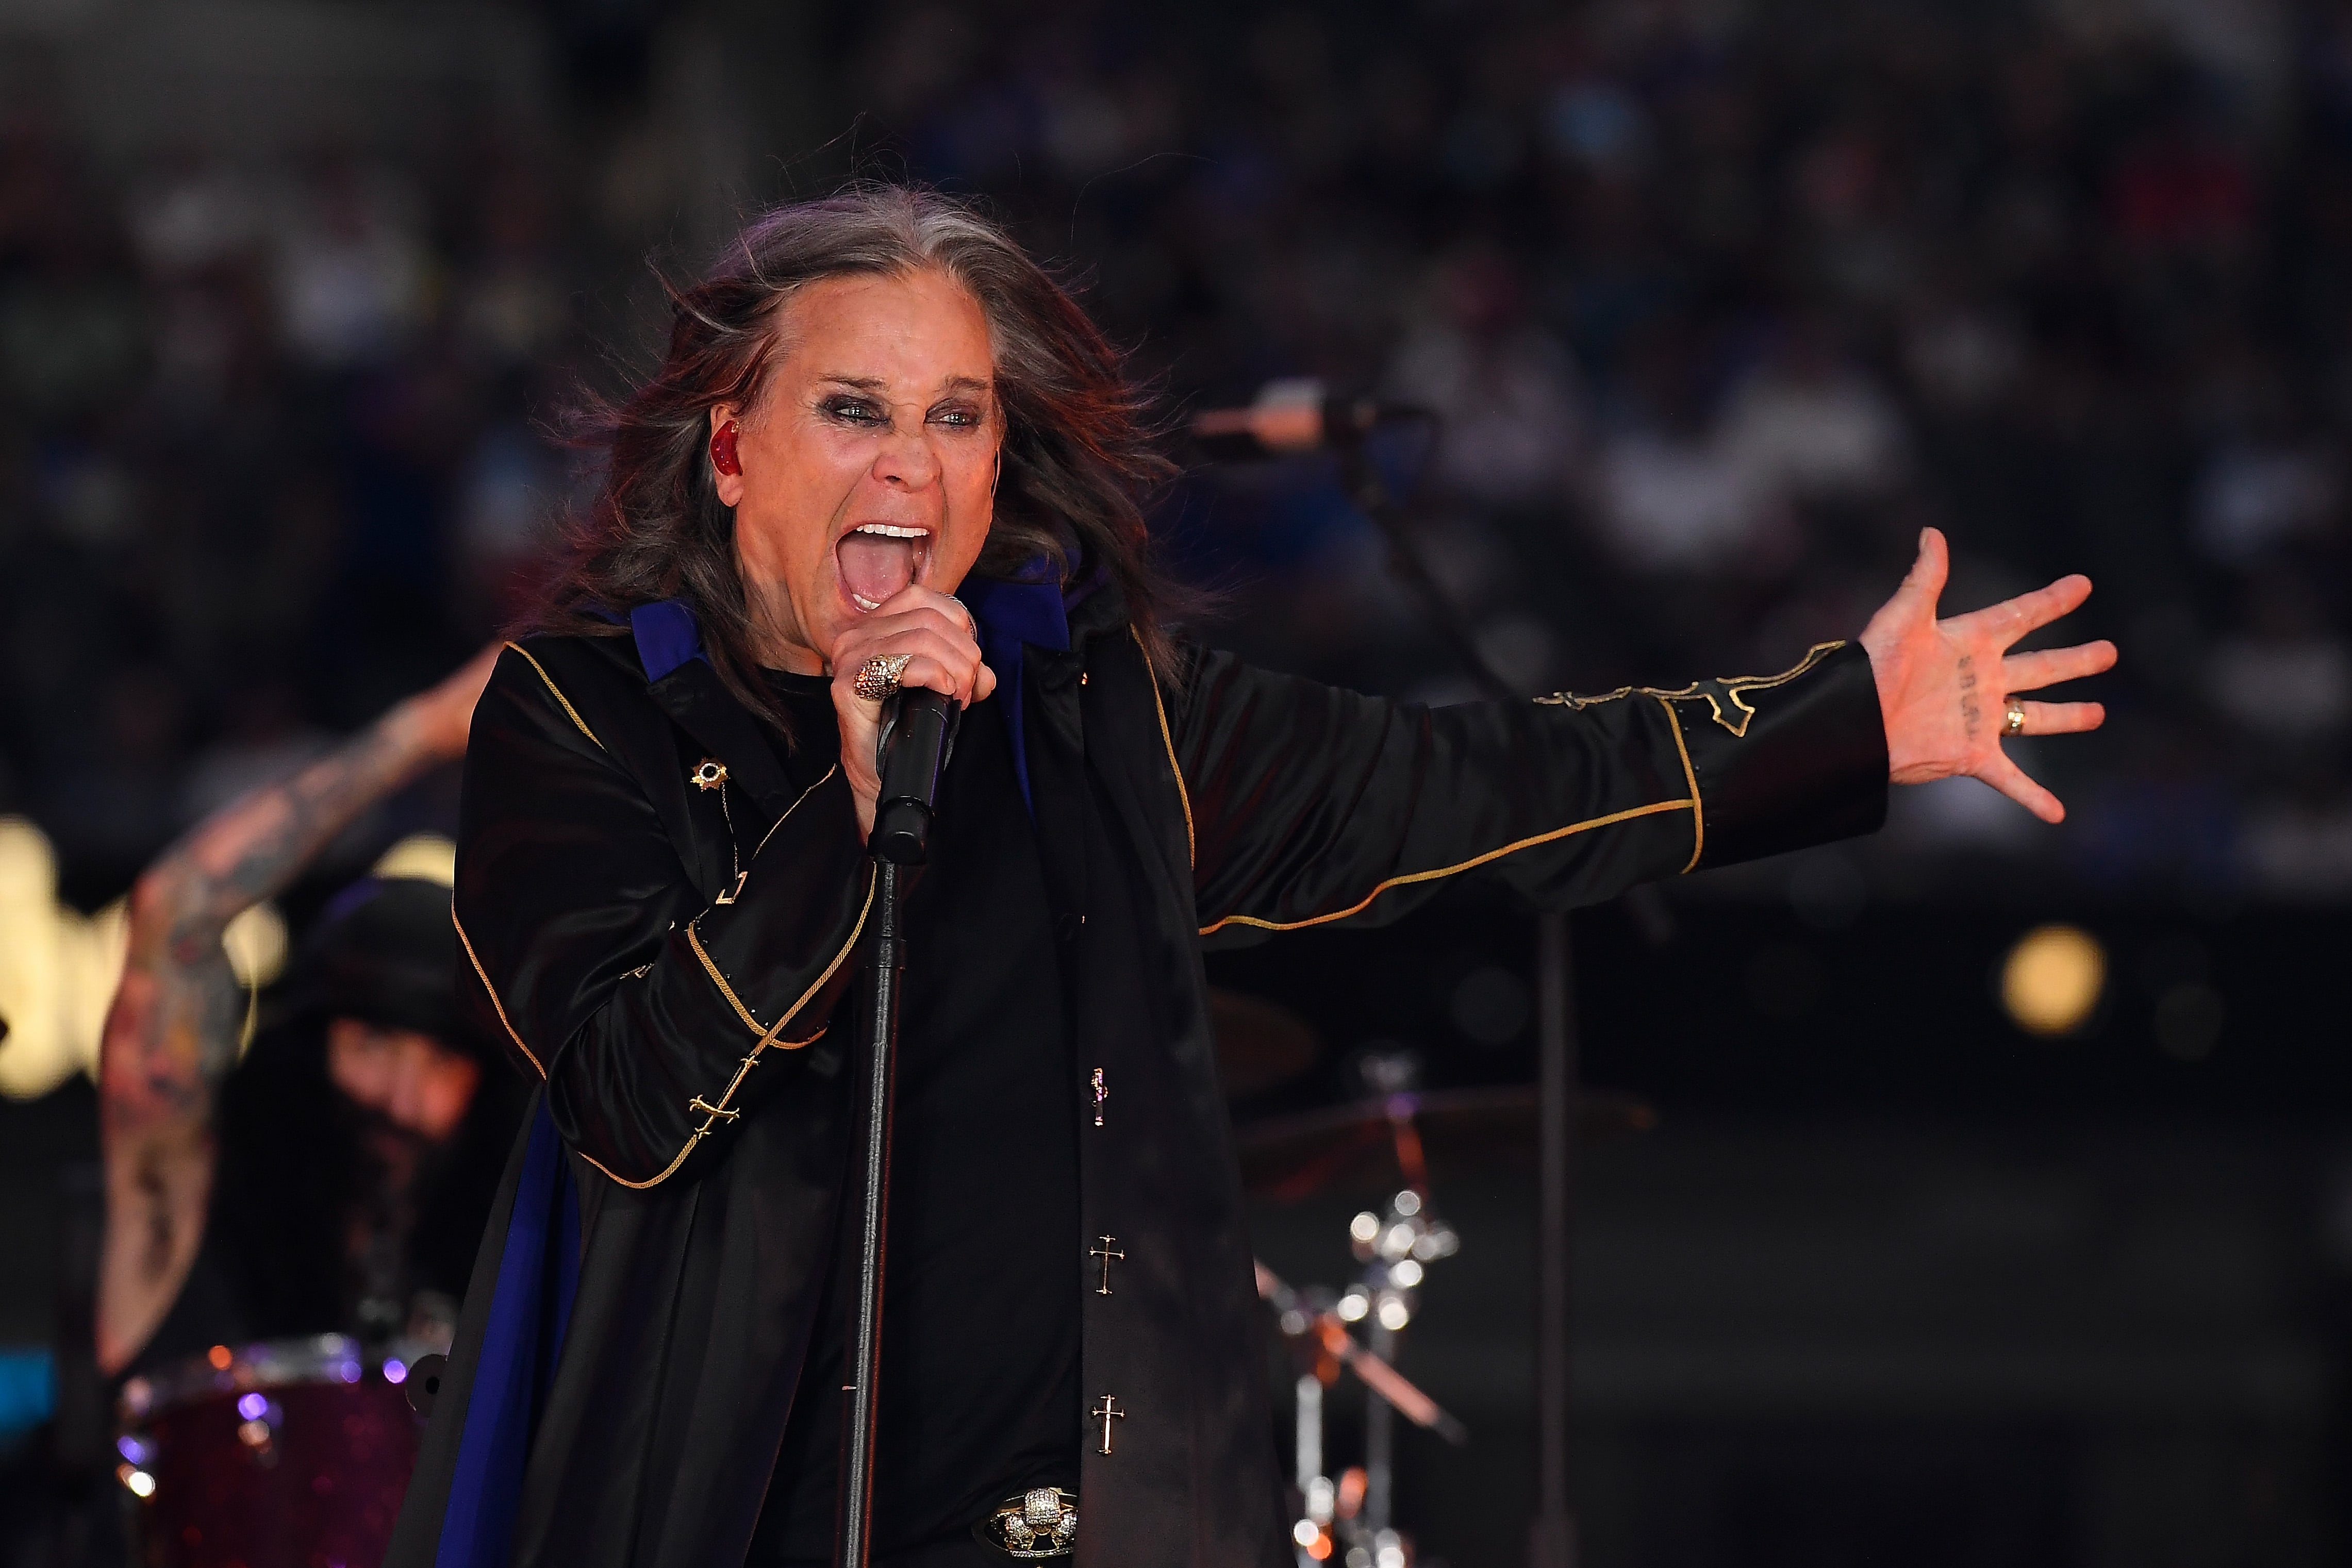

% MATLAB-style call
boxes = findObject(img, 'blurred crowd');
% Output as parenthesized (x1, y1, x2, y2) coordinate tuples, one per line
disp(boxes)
(0, 100, 574, 896)
(1, 0, 2347, 902)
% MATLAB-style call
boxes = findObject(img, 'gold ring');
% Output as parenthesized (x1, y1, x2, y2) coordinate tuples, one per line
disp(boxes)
(2003, 700, 2026, 738)
(853, 653, 913, 702)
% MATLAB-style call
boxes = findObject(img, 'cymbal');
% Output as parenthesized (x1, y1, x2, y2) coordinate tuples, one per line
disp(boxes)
(1235, 1085, 1657, 1202)
(1210, 989, 1320, 1098)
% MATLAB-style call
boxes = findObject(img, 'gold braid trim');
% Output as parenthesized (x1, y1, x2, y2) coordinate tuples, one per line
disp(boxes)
(1536, 640, 1845, 738)
(1197, 797, 1695, 936)
(685, 762, 851, 1037)
(503, 642, 603, 749)
(583, 865, 875, 1190)
(454, 905, 543, 1078)
(1661, 698, 1704, 874)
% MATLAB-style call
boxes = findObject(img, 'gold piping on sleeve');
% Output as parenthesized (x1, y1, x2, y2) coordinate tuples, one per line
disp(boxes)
(453, 905, 544, 1079)
(1197, 797, 1695, 936)
(1131, 628, 1194, 869)
(503, 642, 603, 749)
(1660, 698, 1704, 874)
(582, 865, 876, 1191)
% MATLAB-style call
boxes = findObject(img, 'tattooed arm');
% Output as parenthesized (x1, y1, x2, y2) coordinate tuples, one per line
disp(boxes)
(95, 646, 499, 1375)
(1860, 528, 2116, 822)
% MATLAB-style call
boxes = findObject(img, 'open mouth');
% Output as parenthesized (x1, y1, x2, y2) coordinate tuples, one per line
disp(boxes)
(836, 523, 932, 612)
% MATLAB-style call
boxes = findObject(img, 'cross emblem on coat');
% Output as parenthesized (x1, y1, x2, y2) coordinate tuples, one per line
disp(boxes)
(1091, 1394, 1125, 1455)
(1089, 1236, 1124, 1295)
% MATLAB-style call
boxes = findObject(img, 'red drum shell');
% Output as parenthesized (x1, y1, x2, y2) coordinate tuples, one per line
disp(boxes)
(118, 1337, 426, 1568)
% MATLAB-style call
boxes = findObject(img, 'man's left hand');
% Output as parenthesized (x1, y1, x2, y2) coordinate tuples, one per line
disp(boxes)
(1859, 527, 2116, 823)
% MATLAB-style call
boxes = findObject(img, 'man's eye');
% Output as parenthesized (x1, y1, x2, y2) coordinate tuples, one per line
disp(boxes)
(823, 398, 884, 424)
(931, 405, 981, 428)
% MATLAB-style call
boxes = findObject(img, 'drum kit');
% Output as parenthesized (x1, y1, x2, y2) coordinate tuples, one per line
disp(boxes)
(113, 1335, 439, 1568)
(1220, 996, 1652, 1568)
(106, 989, 1639, 1568)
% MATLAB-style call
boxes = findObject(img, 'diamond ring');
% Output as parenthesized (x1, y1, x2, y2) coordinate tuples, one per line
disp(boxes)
(853, 653, 914, 703)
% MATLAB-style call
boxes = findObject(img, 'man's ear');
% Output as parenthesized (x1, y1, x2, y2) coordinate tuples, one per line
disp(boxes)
(708, 404, 747, 507)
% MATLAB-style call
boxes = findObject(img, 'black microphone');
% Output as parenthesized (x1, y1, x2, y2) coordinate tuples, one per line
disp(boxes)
(870, 689, 959, 865)
(1190, 378, 1428, 460)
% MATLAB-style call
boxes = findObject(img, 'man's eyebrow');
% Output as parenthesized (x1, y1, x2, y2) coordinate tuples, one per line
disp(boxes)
(811, 374, 995, 395)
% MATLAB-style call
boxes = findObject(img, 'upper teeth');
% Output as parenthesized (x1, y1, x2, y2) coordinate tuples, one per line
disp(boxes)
(852, 523, 927, 539)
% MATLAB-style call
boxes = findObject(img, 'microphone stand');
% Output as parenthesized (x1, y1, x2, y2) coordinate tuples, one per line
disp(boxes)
(836, 695, 957, 1568)
(1331, 438, 1581, 1568)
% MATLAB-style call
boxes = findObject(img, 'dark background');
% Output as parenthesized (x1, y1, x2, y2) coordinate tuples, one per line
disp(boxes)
(3, 0, 2350, 1562)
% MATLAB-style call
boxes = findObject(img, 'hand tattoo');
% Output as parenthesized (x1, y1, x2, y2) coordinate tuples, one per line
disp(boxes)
(1957, 653, 1980, 740)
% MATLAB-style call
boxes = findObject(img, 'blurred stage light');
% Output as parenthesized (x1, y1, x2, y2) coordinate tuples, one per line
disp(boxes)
(2001, 924, 2106, 1037)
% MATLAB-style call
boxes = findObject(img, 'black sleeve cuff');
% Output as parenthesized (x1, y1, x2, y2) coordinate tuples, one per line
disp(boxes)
(1669, 641, 1890, 870)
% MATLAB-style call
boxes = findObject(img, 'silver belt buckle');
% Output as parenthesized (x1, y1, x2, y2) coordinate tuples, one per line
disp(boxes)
(974, 1486, 1078, 1558)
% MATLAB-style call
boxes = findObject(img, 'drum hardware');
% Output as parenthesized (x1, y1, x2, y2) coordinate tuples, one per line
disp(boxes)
(1255, 1263, 1466, 1446)
(1261, 1216, 1467, 1568)
(1250, 1047, 1651, 1566)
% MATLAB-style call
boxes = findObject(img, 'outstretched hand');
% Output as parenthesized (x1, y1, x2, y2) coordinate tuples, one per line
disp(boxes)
(1859, 528, 2116, 823)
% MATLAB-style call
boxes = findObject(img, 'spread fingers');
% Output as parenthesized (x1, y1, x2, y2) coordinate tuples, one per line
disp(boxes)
(2009, 699, 2106, 737)
(2001, 641, 2117, 694)
(1979, 750, 2066, 824)
(1953, 573, 2093, 644)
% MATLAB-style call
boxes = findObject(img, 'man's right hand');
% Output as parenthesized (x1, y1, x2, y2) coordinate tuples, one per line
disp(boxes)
(826, 585, 996, 839)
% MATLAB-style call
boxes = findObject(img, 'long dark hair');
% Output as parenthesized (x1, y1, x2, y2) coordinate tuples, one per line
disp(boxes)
(535, 186, 1181, 736)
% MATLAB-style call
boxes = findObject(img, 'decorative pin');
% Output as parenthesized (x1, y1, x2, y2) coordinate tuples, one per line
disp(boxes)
(1091, 1394, 1125, 1455)
(690, 759, 728, 791)
(1089, 1236, 1124, 1296)
(1092, 1067, 1107, 1127)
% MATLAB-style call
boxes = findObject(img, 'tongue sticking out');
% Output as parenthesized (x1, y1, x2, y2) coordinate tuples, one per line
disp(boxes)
(836, 530, 921, 610)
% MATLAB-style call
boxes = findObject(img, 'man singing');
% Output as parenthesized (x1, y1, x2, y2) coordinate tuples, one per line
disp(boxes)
(392, 188, 2113, 1567)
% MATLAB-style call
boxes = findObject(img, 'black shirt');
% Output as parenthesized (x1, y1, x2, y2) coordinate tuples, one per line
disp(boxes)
(749, 672, 1082, 1560)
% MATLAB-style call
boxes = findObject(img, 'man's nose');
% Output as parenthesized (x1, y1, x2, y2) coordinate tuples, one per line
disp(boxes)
(872, 425, 941, 489)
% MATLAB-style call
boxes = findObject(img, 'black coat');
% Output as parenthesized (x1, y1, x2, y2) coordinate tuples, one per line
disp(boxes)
(388, 584, 1887, 1568)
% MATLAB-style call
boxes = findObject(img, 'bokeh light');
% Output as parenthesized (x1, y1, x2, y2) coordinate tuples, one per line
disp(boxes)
(2000, 925, 2108, 1038)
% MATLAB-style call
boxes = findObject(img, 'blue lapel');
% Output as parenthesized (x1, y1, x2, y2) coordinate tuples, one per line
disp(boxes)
(959, 568, 1072, 820)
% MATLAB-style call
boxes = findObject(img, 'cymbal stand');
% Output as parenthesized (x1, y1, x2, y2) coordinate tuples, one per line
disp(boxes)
(1258, 1259, 1466, 1566)
(1333, 439, 1582, 1567)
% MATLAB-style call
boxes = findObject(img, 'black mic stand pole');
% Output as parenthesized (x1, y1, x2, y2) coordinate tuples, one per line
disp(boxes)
(1333, 440, 1580, 1568)
(837, 694, 957, 1568)
(837, 853, 904, 1568)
